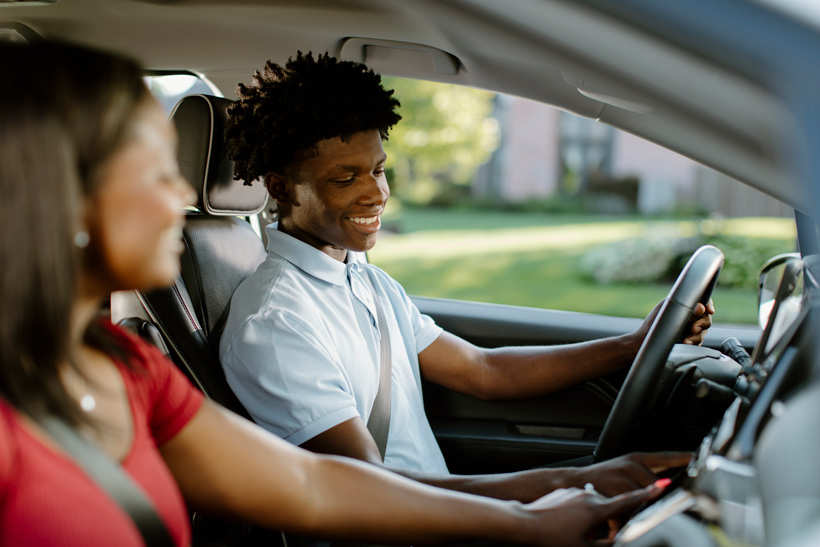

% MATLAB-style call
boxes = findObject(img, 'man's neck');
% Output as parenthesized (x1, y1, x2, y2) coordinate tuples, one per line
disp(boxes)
(277, 222, 348, 263)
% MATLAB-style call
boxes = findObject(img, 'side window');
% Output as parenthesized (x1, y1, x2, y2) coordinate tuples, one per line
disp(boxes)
(144, 73, 220, 115)
(370, 78, 796, 325)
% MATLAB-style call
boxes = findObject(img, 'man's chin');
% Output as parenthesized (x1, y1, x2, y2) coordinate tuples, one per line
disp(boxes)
(346, 236, 379, 254)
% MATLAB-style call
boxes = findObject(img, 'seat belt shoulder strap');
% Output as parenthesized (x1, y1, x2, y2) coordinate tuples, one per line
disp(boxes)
(363, 269, 392, 461)
(40, 416, 176, 547)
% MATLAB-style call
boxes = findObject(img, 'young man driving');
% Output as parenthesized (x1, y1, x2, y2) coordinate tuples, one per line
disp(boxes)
(220, 52, 712, 503)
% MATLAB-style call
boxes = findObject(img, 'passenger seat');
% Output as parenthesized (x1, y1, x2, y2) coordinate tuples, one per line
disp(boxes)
(111, 93, 268, 420)
(111, 94, 297, 546)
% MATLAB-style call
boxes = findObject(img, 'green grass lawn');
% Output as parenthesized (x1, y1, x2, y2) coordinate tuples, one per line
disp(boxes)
(369, 208, 796, 324)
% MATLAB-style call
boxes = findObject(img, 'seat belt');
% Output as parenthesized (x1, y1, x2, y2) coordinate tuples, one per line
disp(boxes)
(40, 416, 176, 547)
(364, 270, 392, 461)
(328, 271, 393, 547)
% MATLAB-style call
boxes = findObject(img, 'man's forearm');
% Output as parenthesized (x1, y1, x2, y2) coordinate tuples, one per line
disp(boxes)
(478, 333, 639, 401)
(390, 465, 571, 503)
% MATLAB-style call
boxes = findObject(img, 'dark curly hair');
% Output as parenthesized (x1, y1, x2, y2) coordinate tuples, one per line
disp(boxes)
(226, 52, 401, 184)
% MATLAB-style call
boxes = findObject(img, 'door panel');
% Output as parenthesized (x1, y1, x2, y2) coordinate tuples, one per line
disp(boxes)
(413, 295, 759, 473)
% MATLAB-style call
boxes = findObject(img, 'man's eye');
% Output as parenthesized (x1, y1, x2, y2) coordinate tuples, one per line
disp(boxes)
(334, 176, 355, 184)
(374, 168, 385, 176)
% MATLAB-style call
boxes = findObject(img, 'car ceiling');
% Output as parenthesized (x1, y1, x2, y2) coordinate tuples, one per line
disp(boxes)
(0, 0, 807, 210)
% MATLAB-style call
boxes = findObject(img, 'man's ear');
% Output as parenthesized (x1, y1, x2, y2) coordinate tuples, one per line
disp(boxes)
(264, 172, 290, 205)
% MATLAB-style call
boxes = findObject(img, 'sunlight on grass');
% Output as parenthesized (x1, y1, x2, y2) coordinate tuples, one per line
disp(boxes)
(369, 210, 796, 324)
(373, 221, 702, 260)
(710, 217, 796, 239)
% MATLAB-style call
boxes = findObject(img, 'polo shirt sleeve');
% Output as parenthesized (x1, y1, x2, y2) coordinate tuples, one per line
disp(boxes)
(222, 311, 360, 446)
(384, 270, 443, 353)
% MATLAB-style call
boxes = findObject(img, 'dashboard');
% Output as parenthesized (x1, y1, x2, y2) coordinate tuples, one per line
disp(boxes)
(615, 255, 812, 546)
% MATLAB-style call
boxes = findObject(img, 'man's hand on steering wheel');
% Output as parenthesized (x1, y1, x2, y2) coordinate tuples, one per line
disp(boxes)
(633, 298, 715, 351)
(683, 299, 715, 345)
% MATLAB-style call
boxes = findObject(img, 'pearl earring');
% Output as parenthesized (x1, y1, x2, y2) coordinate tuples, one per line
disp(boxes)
(73, 231, 90, 248)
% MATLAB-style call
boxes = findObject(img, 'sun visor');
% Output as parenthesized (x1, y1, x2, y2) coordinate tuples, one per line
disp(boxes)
(340, 38, 461, 76)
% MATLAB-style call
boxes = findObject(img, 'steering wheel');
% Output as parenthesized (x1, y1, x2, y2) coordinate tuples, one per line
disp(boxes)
(594, 245, 724, 461)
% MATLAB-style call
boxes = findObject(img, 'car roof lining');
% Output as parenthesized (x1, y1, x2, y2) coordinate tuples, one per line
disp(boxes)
(0, 0, 802, 207)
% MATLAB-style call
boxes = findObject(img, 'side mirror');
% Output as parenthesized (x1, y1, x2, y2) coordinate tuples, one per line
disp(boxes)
(758, 253, 802, 330)
(754, 254, 804, 367)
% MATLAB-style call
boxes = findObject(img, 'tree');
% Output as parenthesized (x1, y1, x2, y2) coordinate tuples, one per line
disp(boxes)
(382, 77, 499, 206)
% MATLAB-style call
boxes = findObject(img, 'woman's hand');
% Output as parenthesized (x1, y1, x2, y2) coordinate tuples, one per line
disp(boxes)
(523, 482, 666, 546)
(562, 452, 690, 497)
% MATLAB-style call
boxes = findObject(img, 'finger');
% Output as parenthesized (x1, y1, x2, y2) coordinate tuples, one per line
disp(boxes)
(684, 317, 710, 344)
(693, 302, 706, 317)
(612, 458, 661, 487)
(635, 451, 692, 473)
(594, 517, 629, 545)
(606, 518, 620, 542)
(624, 467, 659, 488)
(706, 299, 716, 314)
(594, 476, 646, 497)
(690, 308, 713, 327)
(545, 488, 578, 503)
(529, 487, 578, 507)
(597, 483, 664, 521)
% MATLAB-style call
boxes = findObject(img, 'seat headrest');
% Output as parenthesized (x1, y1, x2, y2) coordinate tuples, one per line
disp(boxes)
(171, 94, 268, 216)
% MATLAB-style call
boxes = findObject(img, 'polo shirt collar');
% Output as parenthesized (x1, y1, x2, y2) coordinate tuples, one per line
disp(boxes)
(265, 224, 358, 286)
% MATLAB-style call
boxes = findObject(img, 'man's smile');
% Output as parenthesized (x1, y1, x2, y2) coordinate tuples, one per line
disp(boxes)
(348, 215, 380, 225)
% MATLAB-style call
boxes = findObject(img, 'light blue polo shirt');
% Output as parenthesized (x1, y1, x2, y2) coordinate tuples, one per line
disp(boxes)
(220, 225, 449, 474)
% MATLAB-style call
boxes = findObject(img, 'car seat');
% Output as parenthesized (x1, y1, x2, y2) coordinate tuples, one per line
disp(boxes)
(111, 94, 269, 420)
(110, 94, 297, 546)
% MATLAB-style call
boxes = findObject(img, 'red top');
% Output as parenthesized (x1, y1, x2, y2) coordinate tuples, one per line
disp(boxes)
(0, 322, 204, 546)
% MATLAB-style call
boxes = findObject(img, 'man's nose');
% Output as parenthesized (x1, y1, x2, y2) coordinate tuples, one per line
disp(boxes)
(359, 175, 389, 205)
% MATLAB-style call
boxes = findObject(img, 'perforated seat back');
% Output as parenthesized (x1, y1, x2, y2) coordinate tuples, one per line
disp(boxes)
(182, 215, 267, 349)
(111, 94, 269, 418)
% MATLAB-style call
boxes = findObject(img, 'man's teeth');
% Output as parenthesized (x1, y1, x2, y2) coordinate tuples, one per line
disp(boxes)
(349, 216, 378, 224)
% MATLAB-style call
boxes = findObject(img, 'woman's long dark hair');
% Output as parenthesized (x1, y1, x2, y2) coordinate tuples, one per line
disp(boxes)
(0, 42, 151, 424)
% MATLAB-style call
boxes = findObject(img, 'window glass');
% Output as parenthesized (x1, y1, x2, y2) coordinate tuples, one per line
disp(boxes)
(369, 78, 796, 325)
(144, 74, 220, 115)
